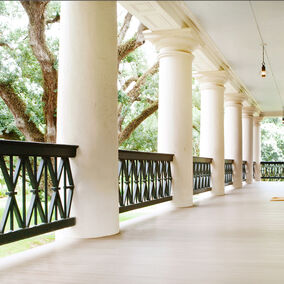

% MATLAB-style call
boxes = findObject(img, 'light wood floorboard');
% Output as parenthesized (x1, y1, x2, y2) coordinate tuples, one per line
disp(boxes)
(1, 182, 284, 283)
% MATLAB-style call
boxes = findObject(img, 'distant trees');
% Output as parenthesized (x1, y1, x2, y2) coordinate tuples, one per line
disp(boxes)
(0, 2, 201, 154)
(0, 1, 60, 142)
(261, 117, 284, 161)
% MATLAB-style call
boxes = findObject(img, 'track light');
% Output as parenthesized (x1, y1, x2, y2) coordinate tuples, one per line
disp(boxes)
(261, 45, 266, 78)
(261, 63, 266, 78)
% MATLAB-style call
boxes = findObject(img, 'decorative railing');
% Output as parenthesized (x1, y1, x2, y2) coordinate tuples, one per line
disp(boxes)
(261, 162, 284, 181)
(242, 161, 247, 181)
(118, 150, 173, 213)
(0, 140, 78, 245)
(193, 157, 212, 194)
(253, 161, 256, 179)
(224, 159, 234, 185)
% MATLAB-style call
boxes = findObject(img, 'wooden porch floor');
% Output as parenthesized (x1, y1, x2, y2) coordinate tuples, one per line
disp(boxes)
(1, 182, 284, 283)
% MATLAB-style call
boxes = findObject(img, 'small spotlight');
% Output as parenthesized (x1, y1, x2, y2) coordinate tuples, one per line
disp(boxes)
(261, 45, 266, 78)
(261, 63, 266, 78)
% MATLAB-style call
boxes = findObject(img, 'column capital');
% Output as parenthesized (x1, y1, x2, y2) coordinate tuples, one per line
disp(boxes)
(194, 70, 228, 90)
(242, 106, 256, 117)
(253, 115, 263, 126)
(225, 92, 246, 106)
(143, 28, 199, 56)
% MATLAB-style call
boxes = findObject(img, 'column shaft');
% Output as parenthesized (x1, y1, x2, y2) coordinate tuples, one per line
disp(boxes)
(253, 117, 262, 181)
(197, 71, 227, 196)
(57, 2, 119, 238)
(158, 50, 194, 206)
(224, 94, 244, 188)
(242, 107, 255, 184)
(144, 28, 199, 207)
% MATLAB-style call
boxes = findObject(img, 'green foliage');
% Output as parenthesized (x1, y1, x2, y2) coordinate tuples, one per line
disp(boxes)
(120, 112, 158, 152)
(0, 1, 59, 137)
(261, 117, 284, 161)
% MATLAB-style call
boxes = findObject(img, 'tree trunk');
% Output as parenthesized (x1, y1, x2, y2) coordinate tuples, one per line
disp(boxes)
(119, 101, 158, 145)
(0, 83, 44, 142)
(21, 1, 58, 143)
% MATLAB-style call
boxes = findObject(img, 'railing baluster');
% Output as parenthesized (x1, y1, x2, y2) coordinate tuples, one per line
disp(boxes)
(193, 157, 212, 194)
(118, 150, 173, 213)
(260, 162, 284, 181)
(0, 140, 78, 246)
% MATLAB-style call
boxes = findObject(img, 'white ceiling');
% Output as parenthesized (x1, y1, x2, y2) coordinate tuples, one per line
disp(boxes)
(186, 1, 284, 113)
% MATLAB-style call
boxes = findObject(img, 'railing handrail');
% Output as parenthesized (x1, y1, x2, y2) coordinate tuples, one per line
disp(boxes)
(119, 149, 174, 161)
(225, 159, 234, 163)
(261, 161, 284, 164)
(193, 156, 213, 163)
(242, 161, 248, 164)
(0, 140, 78, 157)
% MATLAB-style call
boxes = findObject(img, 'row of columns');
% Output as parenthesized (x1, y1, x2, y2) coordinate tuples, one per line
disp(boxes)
(146, 29, 262, 200)
(57, 2, 262, 239)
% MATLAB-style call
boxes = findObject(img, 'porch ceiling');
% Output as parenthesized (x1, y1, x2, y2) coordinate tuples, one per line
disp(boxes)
(186, 1, 284, 114)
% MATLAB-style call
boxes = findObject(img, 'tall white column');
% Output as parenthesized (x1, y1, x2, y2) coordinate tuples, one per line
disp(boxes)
(145, 29, 198, 207)
(196, 71, 227, 196)
(57, 2, 119, 238)
(253, 115, 263, 181)
(242, 106, 255, 184)
(224, 93, 245, 189)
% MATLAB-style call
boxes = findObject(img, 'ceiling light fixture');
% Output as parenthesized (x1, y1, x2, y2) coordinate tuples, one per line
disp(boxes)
(261, 45, 266, 78)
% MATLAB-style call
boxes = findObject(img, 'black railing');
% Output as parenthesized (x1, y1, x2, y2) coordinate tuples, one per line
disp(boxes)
(118, 150, 173, 213)
(225, 159, 234, 185)
(261, 162, 284, 181)
(242, 161, 247, 181)
(0, 140, 78, 245)
(193, 157, 212, 194)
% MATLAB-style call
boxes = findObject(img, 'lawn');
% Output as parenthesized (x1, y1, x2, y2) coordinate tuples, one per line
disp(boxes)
(0, 198, 147, 258)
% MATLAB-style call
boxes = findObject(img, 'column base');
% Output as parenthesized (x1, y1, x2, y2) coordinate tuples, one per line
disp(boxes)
(233, 182, 243, 189)
(212, 191, 225, 196)
(173, 199, 193, 208)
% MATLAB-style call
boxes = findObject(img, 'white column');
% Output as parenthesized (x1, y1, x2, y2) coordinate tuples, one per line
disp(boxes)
(145, 29, 198, 207)
(57, 2, 119, 238)
(224, 93, 245, 189)
(253, 115, 263, 181)
(196, 71, 227, 196)
(242, 106, 255, 184)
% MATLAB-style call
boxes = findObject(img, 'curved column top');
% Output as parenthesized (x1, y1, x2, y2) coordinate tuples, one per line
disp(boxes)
(194, 70, 228, 90)
(242, 106, 256, 118)
(143, 28, 199, 55)
(253, 115, 263, 126)
(225, 92, 246, 107)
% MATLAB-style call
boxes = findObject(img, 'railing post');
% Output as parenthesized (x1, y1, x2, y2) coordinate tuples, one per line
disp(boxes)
(242, 106, 256, 184)
(195, 71, 228, 196)
(145, 29, 199, 207)
(253, 115, 263, 181)
(57, 2, 119, 238)
(224, 93, 245, 188)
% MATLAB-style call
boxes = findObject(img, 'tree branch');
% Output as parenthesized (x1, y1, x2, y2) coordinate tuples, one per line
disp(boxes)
(21, 1, 57, 143)
(117, 62, 159, 130)
(118, 23, 148, 64)
(0, 129, 21, 140)
(0, 42, 12, 50)
(0, 83, 44, 142)
(46, 13, 60, 25)
(122, 77, 138, 91)
(127, 61, 159, 103)
(118, 12, 132, 45)
(119, 101, 158, 145)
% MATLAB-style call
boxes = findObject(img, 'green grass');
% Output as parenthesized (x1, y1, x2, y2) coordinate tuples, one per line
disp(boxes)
(0, 199, 147, 259)
(119, 210, 147, 222)
(0, 233, 55, 258)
